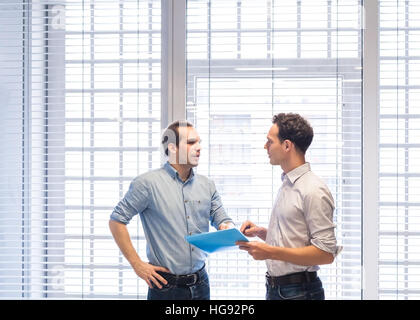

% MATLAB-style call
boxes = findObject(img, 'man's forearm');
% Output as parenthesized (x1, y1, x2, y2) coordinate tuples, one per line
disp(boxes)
(267, 245, 334, 266)
(109, 219, 143, 267)
(109, 220, 170, 288)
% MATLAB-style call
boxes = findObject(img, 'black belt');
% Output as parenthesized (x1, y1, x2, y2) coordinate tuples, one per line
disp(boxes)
(266, 271, 318, 287)
(157, 265, 206, 287)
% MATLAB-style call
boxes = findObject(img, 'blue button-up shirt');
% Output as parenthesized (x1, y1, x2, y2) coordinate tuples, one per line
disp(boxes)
(110, 162, 233, 275)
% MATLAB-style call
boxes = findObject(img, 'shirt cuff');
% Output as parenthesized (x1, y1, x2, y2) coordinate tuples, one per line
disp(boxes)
(310, 238, 343, 258)
(110, 211, 130, 225)
(217, 218, 235, 229)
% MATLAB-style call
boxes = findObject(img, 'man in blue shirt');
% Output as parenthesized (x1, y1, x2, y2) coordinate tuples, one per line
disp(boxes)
(109, 120, 234, 300)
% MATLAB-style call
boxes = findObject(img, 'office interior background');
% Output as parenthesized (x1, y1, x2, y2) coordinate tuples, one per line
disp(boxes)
(0, 0, 418, 300)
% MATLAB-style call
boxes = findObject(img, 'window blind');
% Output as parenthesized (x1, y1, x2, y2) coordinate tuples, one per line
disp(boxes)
(0, 0, 161, 299)
(378, 0, 420, 299)
(186, 0, 363, 299)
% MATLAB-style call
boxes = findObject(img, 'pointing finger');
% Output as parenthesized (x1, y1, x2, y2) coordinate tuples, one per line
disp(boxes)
(240, 224, 251, 233)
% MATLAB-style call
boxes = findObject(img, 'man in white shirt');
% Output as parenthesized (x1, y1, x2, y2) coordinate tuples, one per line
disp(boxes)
(237, 113, 341, 300)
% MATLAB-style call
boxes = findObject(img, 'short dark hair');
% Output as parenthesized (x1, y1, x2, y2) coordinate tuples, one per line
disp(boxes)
(161, 120, 194, 156)
(272, 113, 313, 154)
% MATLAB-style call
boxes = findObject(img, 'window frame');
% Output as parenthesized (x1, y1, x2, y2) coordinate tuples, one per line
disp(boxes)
(8, 0, 381, 299)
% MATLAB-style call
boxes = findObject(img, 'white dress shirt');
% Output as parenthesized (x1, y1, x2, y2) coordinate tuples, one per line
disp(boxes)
(265, 162, 342, 277)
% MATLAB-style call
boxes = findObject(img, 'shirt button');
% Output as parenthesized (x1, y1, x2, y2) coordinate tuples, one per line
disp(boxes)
(192, 248, 194, 251)
(184, 200, 188, 203)
(189, 232, 192, 235)
(187, 216, 190, 219)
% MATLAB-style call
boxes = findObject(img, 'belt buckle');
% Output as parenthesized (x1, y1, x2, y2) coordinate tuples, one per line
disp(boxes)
(185, 273, 198, 286)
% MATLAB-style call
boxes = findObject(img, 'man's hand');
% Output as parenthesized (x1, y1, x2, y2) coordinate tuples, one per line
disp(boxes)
(236, 241, 273, 260)
(218, 221, 235, 230)
(132, 261, 170, 289)
(239, 220, 267, 240)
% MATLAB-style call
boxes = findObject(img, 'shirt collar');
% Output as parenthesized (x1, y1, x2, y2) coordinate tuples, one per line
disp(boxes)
(163, 161, 195, 182)
(282, 162, 311, 184)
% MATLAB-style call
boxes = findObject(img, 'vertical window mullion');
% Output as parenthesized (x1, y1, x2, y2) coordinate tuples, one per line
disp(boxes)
(363, 0, 379, 300)
(118, 0, 124, 297)
(88, 2, 95, 298)
(237, 1, 241, 60)
(403, 0, 409, 298)
(148, 1, 153, 171)
(161, 0, 186, 130)
(297, 0, 302, 58)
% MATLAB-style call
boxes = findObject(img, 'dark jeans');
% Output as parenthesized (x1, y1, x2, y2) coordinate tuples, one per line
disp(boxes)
(266, 276, 325, 300)
(147, 269, 210, 300)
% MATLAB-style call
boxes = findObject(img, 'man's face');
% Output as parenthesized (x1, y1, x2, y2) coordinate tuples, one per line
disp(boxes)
(264, 124, 286, 166)
(176, 126, 201, 167)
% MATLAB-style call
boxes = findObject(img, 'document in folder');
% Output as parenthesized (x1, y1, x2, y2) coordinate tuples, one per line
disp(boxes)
(185, 228, 249, 253)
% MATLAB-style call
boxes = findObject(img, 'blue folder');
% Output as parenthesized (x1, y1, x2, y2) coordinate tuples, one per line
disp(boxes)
(185, 228, 249, 253)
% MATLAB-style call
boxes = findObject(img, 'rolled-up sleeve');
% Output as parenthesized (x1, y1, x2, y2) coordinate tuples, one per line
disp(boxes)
(110, 178, 149, 225)
(208, 180, 234, 229)
(303, 187, 342, 257)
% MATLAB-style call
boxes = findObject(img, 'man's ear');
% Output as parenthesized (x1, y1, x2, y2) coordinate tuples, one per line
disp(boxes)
(284, 139, 291, 151)
(168, 143, 177, 155)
